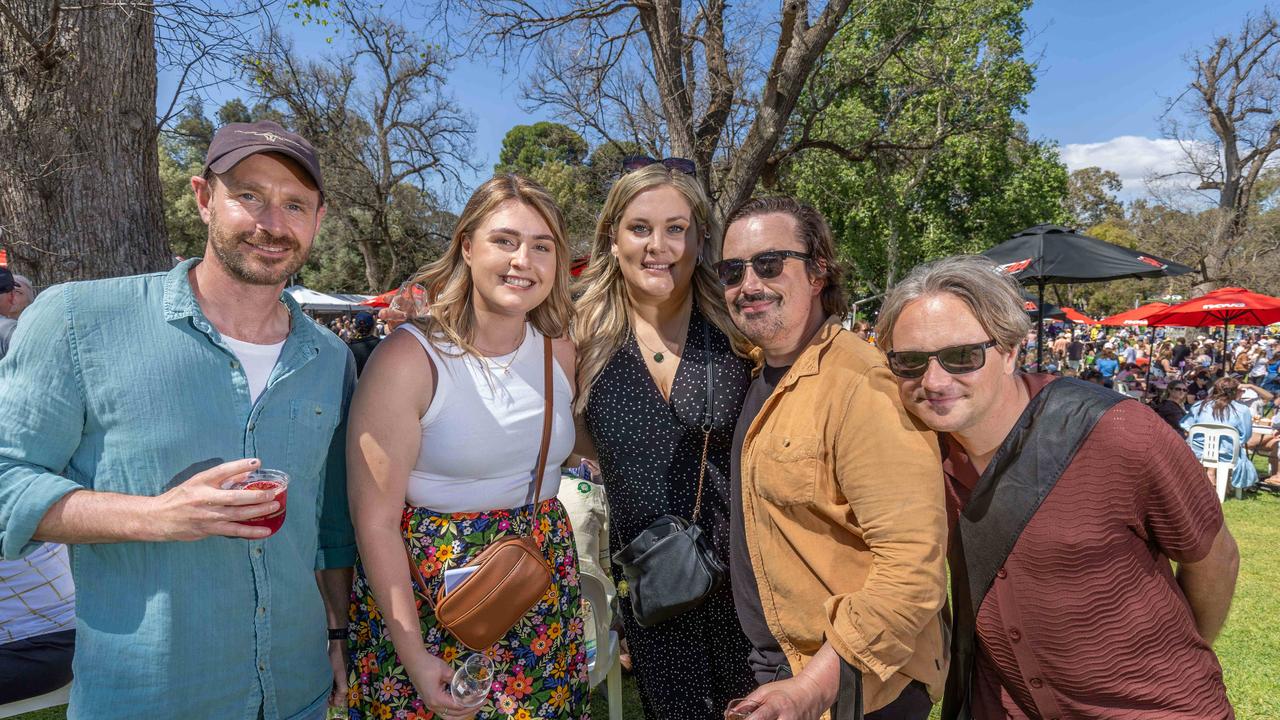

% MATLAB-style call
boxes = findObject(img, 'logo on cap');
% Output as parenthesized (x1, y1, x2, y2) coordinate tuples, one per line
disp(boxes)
(234, 129, 305, 148)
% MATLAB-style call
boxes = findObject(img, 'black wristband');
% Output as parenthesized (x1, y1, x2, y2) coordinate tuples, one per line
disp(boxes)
(328, 627, 348, 641)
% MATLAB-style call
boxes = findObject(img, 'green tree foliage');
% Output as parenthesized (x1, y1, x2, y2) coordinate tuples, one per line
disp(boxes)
(495, 122, 589, 172)
(492, 124, 644, 253)
(781, 0, 1069, 296)
(1065, 167, 1124, 229)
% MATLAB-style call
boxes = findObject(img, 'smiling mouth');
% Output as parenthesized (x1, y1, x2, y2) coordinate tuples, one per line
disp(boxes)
(501, 275, 533, 288)
(243, 239, 292, 255)
(641, 262, 672, 272)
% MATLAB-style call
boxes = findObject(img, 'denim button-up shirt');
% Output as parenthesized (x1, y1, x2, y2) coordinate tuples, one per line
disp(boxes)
(0, 259, 356, 720)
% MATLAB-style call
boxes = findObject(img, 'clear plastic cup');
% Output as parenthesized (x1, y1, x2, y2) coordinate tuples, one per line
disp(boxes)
(724, 697, 760, 720)
(224, 469, 290, 536)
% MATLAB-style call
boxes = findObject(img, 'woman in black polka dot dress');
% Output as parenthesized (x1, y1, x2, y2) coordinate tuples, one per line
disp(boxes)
(572, 162, 756, 719)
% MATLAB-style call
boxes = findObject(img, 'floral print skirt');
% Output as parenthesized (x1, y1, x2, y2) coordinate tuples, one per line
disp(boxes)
(347, 498, 590, 720)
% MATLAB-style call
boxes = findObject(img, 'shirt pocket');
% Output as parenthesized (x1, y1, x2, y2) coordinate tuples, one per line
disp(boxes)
(287, 399, 340, 482)
(754, 434, 821, 507)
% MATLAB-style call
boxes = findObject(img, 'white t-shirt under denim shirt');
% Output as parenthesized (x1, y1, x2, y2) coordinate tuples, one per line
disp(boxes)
(223, 335, 286, 404)
(399, 323, 574, 513)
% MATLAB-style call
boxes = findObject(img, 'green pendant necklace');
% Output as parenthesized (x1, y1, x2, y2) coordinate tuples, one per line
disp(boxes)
(635, 327, 684, 363)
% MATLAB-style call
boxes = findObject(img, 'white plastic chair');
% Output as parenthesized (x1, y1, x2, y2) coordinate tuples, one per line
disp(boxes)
(1187, 422, 1241, 502)
(0, 683, 70, 718)
(580, 572, 623, 720)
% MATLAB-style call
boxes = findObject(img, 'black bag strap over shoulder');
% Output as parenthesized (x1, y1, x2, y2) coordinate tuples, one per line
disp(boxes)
(942, 378, 1123, 720)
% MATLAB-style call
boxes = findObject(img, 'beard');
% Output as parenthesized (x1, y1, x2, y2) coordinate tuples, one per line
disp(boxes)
(206, 209, 308, 286)
(730, 291, 787, 345)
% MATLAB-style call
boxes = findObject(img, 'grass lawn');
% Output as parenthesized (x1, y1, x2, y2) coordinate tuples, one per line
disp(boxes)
(14, 474, 1279, 719)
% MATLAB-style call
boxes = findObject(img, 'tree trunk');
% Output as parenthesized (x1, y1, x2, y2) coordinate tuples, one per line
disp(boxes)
(0, 2, 171, 287)
(355, 237, 384, 292)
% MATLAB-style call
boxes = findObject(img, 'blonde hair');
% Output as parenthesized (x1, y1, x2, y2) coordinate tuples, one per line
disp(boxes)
(877, 255, 1031, 354)
(573, 164, 749, 412)
(410, 174, 573, 355)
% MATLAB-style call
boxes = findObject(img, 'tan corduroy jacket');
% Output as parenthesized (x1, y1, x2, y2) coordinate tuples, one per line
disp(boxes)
(740, 318, 949, 713)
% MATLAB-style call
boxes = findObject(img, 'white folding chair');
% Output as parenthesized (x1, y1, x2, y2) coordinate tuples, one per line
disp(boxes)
(0, 683, 70, 718)
(1187, 422, 1241, 502)
(580, 572, 623, 720)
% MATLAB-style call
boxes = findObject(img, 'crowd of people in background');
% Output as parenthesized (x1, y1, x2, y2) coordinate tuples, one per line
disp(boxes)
(1003, 324, 1279, 491)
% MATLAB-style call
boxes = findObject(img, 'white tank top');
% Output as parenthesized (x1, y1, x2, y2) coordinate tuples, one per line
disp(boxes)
(400, 323, 574, 512)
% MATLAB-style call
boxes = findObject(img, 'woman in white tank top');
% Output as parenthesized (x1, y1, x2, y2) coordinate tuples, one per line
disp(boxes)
(345, 176, 587, 720)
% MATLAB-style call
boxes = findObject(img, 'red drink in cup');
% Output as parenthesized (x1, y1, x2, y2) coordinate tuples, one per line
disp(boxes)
(224, 469, 290, 536)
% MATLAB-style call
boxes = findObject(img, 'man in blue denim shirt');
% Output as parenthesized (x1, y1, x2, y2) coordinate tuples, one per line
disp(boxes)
(0, 122, 356, 720)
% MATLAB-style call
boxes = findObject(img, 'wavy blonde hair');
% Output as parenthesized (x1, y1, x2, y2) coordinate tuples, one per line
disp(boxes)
(572, 164, 749, 412)
(410, 174, 573, 355)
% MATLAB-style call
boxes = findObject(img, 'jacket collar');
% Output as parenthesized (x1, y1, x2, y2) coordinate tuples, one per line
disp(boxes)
(777, 315, 846, 388)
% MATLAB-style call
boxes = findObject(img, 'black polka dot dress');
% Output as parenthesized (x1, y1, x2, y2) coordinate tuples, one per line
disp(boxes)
(584, 304, 756, 720)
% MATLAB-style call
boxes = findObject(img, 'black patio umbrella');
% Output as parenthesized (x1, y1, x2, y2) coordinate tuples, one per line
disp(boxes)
(981, 224, 1194, 366)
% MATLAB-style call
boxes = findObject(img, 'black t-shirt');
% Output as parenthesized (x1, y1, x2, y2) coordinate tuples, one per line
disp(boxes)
(348, 335, 381, 376)
(1067, 340, 1085, 361)
(729, 363, 791, 684)
(1172, 343, 1191, 366)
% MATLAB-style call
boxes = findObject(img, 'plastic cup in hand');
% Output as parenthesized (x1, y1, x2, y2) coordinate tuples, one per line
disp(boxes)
(724, 697, 759, 720)
(390, 282, 427, 319)
(223, 469, 290, 536)
(450, 654, 494, 709)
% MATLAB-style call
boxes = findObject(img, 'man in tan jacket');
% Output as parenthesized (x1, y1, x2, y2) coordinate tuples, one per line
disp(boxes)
(716, 196, 948, 720)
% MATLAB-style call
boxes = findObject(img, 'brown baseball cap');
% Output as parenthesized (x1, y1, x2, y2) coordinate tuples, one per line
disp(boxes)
(203, 120, 324, 198)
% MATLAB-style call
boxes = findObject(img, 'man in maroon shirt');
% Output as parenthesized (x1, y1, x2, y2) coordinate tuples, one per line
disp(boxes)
(875, 255, 1240, 720)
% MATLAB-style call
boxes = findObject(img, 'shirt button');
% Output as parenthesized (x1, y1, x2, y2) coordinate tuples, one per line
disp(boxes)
(254, 547, 264, 557)
(1009, 628, 1021, 642)
(247, 422, 256, 431)
(996, 567, 1008, 579)
(1030, 677, 1044, 689)
(258, 606, 266, 616)
(230, 360, 239, 369)
(258, 662, 266, 672)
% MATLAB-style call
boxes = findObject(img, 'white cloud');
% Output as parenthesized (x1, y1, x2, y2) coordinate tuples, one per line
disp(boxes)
(1060, 135, 1203, 201)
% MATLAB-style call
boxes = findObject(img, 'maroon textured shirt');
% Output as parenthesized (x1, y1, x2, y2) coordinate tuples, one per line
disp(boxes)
(942, 375, 1233, 720)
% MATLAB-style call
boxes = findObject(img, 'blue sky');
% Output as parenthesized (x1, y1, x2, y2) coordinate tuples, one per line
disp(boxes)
(162, 1, 1273, 202)
(1021, 0, 1272, 198)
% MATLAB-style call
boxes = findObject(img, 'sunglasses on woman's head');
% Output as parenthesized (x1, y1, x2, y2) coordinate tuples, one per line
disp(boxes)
(886, 340, 998, 379)
(713, 250, 812, 286)
(621, 155, 697, 176)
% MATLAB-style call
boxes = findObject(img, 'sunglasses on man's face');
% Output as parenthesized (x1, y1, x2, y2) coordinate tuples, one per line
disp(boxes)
(621, 155, 697, 176)
(714, 250, 812, 287)
(886, 340, 999, 379)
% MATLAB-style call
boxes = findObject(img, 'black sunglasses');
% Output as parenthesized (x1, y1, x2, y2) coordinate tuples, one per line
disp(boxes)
(621, 155, 697, 176)
(714, 250, 812, 287)
(885, 340, 998, 379)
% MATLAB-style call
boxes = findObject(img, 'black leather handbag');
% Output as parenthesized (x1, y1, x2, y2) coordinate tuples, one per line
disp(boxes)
(613, 320, 727, 627)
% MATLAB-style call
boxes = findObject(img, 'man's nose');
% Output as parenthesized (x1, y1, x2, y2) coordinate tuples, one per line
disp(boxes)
(739, 263, 766, 294)
(255, 203, 289, 237)
(919, 357, 952, 391)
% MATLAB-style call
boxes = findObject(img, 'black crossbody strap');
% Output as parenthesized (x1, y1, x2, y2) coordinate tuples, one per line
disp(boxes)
(942, 377, 1123, 720)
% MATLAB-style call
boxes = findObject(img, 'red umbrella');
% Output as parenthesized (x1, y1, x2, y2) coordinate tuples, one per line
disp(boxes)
(1097, 302, 1171, 327)
(1146, 288, 1280, 371)
(1061, 307, 1096, 325)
